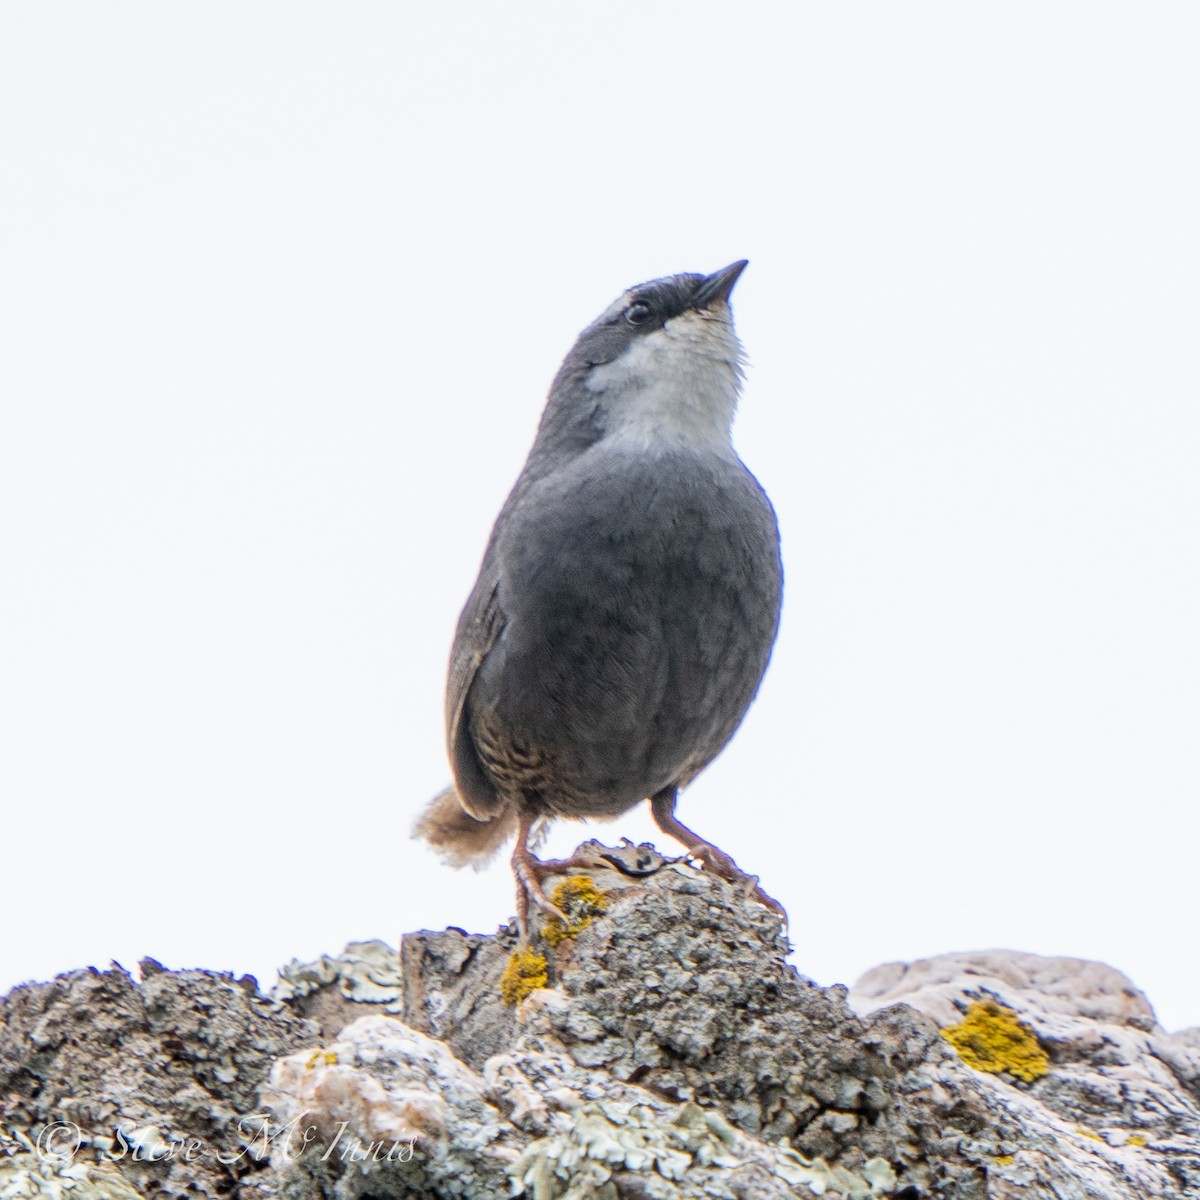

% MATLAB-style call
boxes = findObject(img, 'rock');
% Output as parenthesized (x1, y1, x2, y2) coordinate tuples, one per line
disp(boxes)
(850, 950, 1160, 1029)
(262, 1012, 901, 1200)
(2, 846, 1199, 1199)
(849, 949, 1200, 1197)
(0, 961, 319, 1199)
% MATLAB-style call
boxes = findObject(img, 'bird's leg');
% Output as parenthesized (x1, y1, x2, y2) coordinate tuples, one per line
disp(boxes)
(650, 786, 788, 922)
(510, 812, 611, 942)
(512, 811, 564, 941)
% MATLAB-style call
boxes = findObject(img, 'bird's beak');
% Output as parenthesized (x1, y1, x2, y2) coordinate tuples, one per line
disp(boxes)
(692, 259, 749, 310)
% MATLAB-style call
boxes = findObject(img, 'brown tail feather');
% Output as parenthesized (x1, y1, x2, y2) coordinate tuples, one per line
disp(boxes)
(413, 786, 516, 868)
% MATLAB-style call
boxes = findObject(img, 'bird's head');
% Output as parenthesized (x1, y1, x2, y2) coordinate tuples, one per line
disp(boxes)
(535, 261, 749, 462)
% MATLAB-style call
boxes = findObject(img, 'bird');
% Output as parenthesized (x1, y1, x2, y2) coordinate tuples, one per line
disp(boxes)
(415, 260, 784, 937)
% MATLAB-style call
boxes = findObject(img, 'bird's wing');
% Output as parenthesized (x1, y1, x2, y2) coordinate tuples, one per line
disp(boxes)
(445, 571, 508, 820)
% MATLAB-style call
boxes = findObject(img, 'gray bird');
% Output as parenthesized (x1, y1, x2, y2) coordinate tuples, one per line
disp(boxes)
(416, 261, 783, 935)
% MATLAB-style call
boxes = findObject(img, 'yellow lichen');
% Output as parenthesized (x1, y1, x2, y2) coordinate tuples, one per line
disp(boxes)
(541, 876, 608, 947)
(1076, 1126, 1103, 1142)
(941, 1001, 1049, 1083)
(1127, 1135, 1148, 1148)
(500, 949, 548, 1006)
(992, 1155, 1014, 1167)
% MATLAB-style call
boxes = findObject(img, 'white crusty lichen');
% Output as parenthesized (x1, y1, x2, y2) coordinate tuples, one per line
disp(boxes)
(511, 1099, 897, 1199)
(273, 939, 405, 1011)
(0, 1134, 146, 1200)
(510, 1101, 708, 1195)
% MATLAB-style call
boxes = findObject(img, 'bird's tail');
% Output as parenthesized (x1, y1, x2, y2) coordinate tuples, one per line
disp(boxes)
(413, 786, 517, 869)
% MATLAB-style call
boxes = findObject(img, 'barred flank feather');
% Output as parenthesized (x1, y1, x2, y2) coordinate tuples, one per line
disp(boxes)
(413, 786, 517, 868)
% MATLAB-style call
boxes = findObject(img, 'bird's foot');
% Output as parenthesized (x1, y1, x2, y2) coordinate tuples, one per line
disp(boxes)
(649, 788, 788, 924)
(681, 839, 788, 922)
(511, 840, 610, 943)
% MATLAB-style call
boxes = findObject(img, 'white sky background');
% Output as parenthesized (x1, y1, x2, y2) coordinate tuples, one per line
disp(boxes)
(2, 5, 1197, 1031)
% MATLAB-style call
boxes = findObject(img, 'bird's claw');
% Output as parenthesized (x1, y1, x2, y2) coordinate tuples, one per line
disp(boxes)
(513, 857, 570, 942)
(683, 841, 788, 922)
(742, 875, 788, 922)
(512, 841, 613, 942)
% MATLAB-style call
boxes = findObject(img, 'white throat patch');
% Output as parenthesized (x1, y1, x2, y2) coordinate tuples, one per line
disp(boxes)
(585, 308, 744, 458)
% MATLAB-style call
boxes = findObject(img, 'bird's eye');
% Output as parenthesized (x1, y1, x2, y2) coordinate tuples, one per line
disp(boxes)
(624, 301, 652, 326)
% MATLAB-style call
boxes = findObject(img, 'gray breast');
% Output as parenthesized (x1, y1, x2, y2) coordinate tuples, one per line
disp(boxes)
(465, 445, 781, 818)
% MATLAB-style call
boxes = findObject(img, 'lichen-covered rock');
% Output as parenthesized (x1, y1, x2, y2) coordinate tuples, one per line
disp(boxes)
(851, 948, 1200, 1198)
(261, 1011, 900, 1200)
(262, 1015, 519, 1198)
(399, 924, 521, 1067)
(274, 856, 1200, 1199)
(274, 940, 406, 1041)
(2, 848, 1199, 1199)
(0, 960, 321, 1199)
(0, 1137, 149, 1200)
